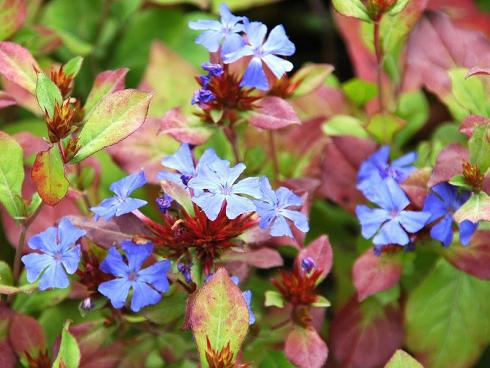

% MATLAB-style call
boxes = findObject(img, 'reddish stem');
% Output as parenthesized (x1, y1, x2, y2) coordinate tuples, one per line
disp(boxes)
(374, 20, 385, 112)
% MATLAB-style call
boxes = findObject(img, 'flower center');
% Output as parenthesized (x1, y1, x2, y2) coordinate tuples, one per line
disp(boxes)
(128, 271, 138, 281)
(53, 251, 63, 262)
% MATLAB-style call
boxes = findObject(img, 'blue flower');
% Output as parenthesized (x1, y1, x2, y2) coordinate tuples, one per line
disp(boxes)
(423, 183, 477, 247)
(356, 178, 430, 252)
(231, 276, 255, 325)
(191, 88, 215, 105)
(254, 177, 309, 238)
(156, 193, 173, 213)
(189, 4, 245, 56)
(188, 157, 261, 220)
(21, 218, 85, 290)
(201, 62, 224, 77)
(301, 257, 315, 273)
(157, 144, 220, 187)
(98, 241, 171, 312)
(224, 21, 295, 90)
(91, 171, 147, 221)
(358, 146, 416, 202)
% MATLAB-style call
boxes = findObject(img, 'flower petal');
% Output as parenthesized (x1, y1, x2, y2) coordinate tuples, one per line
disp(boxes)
(373, 219, 409, 246)
(195, 30, 224, 53)
(276, 187, 302, 208)
(58, 218, 86, 251)
(21, 253, 53, 284)
(193, 192, 225, 221)
(458, 220, 478, 246)
(225, 194, 255, 219)
(39, 262, 69, 290)
(270, 215, 293, 238)
(114, 198, 148, 217)
(245, 21, 268, 48)
(423, 191, 449, 223)
(98, 278, 131, 309)
(138, 260, 171, 293)
(262, 25, 295, 56)
(161, 144, 195, 176)
(27, 227, 57, 254)
(100, 247, 129, 277)
(355, 205, 391, 239)
(130, 281, 162, 312)
(122, 241, 153, 272)
(280, 209, 309, 233)
(61, 245, 81, 274)
(188, 19, 222, 31)
(110, 171, 146, 198)
(241, 57, 269, 90)
(398, 210, 430, 233)
(430, 214, 453, 247)
(232, 177, 261, 198)
(222, 33, 245, 56)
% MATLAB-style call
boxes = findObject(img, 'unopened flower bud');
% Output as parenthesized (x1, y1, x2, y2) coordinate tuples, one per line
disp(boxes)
(301, 257, 315, 273)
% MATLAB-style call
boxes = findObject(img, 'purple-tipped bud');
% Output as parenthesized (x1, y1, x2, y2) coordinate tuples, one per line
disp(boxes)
(201, 62, 224, 77)
(177, 262, 193, 284)
(81, 297, 95, 311)
(191, 88, 215, 105)
(301, 257, 315, 273)
(200, 74, 210, 87)
(156, 193, 173, 213)
(180, 174, 192, 186)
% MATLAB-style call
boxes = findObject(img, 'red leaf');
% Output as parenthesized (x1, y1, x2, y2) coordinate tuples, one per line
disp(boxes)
(14, 132, 50, 158)
(84, 68, 128, 114)
(352, 250, 402, 302)
(444, 231, 490, 280)
(466, 67, 490, 78)
(403, 11, 490, 99)
(8, 314, 45, 358)
(0, 341, 16, 368)
(400, 168, 430, 209)
(330, 299, 404, 368)
(1, 78, 39, 114)
(460, 115, 489, 138)
(284, 326, 328, 368)
(223, 247, 283, 269)
(428, 143, 468, 187)
(249, 97, 300, 130)
(159, 108, 211, 145)
(0, 42, 40, 94)
(0, 90, 15, 109)
(296, 235, 333, 281)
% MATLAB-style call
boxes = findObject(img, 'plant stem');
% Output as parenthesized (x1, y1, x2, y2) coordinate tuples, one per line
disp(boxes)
(374, 20, 385, 112)
(224, 123, 241, 163)
(268, 131, 280, 180)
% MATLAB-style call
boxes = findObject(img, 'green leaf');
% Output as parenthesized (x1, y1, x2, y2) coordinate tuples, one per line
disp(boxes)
(190, 268, 249, 367)
(149, 0, 207, 8)
(63, 56, 83, 78)
(322, 115, 369, 139)
(0, 0, 26, 40)
(448, 175, 473, 190)
(264, 290, 285, 308)
(449, 68, 490, 117)
(387, 0, 409, 16)
(405, 259, 490, 368)
(31, 147, 69, 206)
(342, 78, 378, 106)
(0, 131, 25, 219)
(469, 124, 490, 173)
(453, 192, 490, 223)
(210, 0, 280, 11)
(52, 320, 81, 368)
(366, 113, 405, 144)
(141, 288, 187, 324)
(35, 72, 62, 118)
(332, 0, 370, 22)
(395, 91, 429, 146)
(291, 64, 334, 97)
(384, 349, 423, 368)
(71, 89, 152, 163)
(84, 68, 128, 117)
(311, 295, 331, 308)
(259, 351, 295, 368)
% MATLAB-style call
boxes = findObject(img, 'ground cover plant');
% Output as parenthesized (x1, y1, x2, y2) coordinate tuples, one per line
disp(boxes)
(0, 0, 490, 367)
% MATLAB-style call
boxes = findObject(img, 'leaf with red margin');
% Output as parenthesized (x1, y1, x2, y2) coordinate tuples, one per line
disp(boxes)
(314, 136, 377, 213)
(443, 231, 490, 280)
(284, 326, 328, 368)
(189, 268, 249, 366)
(159, 108, 212, 145)
(0, 42, 39, 94)
(107, 117, 181, 183)
(400, 168, 430, 209)
(460, 115, 489, 138)
(291, 85, 348, 121)
(0, 91, 15, 109)
(9, 314, 46, 359)
(67, 214, 152, 249)
(291, 64, 334, 97)
(403, 11, 490, 101)
(223, 247, 283, 269)
(385, 349, 423, 368)
(330, 299, 404, 368)
(249, 97, 300, 130)
(1, 78, 39, 114)
(353, 250, 402, 302)
(428, 143, 468, 187)
(0, 0, 26, 41)
(84, 68, 128, 116)
(466, 67, 490, 78)
(295, 235, 333, 281)
(31, 147, 69, 206)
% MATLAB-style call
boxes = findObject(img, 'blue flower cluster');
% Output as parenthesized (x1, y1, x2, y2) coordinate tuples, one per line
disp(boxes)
(189, 4, 295, 91)
(191, 62, 224, 106)
(159, 144, 309, 238)
(356, 146, 477, 253)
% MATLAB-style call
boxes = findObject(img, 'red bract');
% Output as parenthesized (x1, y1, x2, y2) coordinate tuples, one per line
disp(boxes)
(272, 266, 322, 308)
(145, 204, 257, 275)
(76, 250, 112, 295)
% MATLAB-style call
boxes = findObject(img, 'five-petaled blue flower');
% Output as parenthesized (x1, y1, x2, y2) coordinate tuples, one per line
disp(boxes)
(423, 183, 477, 247)
(231, 276, 255, 325)
(189, 4, 245, 56)
(224, 21, 295, 90)
(158, 144, 220, 187)
(22, 218, 85, 290)
(254, 177, 309, 238)
(188, 157, 261, 221)
(358, 146, 416, 203)
(356, 178, 430, 253)
(91, 171, 147, 221)
(98, 241, 171, 312)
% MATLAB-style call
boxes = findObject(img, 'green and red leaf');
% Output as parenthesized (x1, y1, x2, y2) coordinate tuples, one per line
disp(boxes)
(284, 326, 328, 368)
(0, 41, 39, 94)
(0, 0, 26, 41)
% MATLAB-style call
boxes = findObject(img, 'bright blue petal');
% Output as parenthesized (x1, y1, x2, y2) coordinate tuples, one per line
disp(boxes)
(280, 209, 309, 233)
(161, 144, 195, 176)
(355, 205, 391, 239)
(114, 198, 147, 217)
(459, 220, 478, 246)
(262, 25, 295, 56)
(90, 197, 119, 221)
(110, 171, 146, 198)
(100, 247, 129, 277)
(122, 241, 153, 272)
(270, 215, 293, 238)
(392, 151, 416, 168)
(22, 253, 53, 283)
(98, 278, 131, 309)
(430, 214, 453, 247)
(423, 191, 449, 223)
(58, 218, 85, 251)
(398, 210, 430, 233)
(241, 57, 268, 90)
(130, 281, 162, 312)
(380, 178, 410, 211)
(61, 245, 81, 274)
(225, 194, 255, 219)
(195, 30, 224, 52)
(138, 260, 171, 293)
(39, 262, 69, 290)
(373, 219, 409, 246)
(193, 192, 225, 221)
(27, 227, 57, 254)
(431, 183, 458, 206)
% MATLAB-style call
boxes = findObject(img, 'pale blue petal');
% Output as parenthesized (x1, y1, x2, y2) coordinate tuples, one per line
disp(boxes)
(61, 245, 81, 274)
(98, 278, 131, 309)
(130, 281, 162, 312)
(222, 33, 245, 56)
(257, 176, 276, 204)
(91, 197, 119, 221)
(225, 194, 255, 219)
(232, 177, 261, 198)
(276, 187, 302, 208)
(241, 57, 268, 90)
(110, 171, 146, 198)
(262, 25, 295, 56)
(114, 198, 147, 217)
(245, 22, 268, 48)
(188, 19, 222, 31)
(156, 171, 184, 185)
(22, 253, 53, 283)
(392, 151, 417, 168)
(193, 192, 225, 220)
(373, 219, 409, 246)
(255, 202, 275, 228)
(195, 30, 224, 52)
(161, 144, 195, 176)
(355, 205, 391, 239)
(270, 215, 293, 238)
(398, 210, 430, 233)
(58, 218, 86, 251)
(262, 54, 293, 79)
(188, 175, 220, 193)
(27, 227, 57, 254)
(280, 209, 309, 233)
(242, 290, 255, 325)
(224, 45, 254, 64)
(39, 262, 69, 290)
(225, 163, 246, 186)
(100, 247, 129, 277)
(122, 241, 153, 272)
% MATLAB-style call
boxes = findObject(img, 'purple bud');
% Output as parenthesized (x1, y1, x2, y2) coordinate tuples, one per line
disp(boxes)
(180, 174, 192, 186)
(200, 74, 210, 87)
(201, 62, 224, 77)
(178, 262, 193, 284)
(155, 193, 173, 213)
(301, 257, 315, 273)
(81, 297, 95, 311)
(191, 88, 215, 105)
